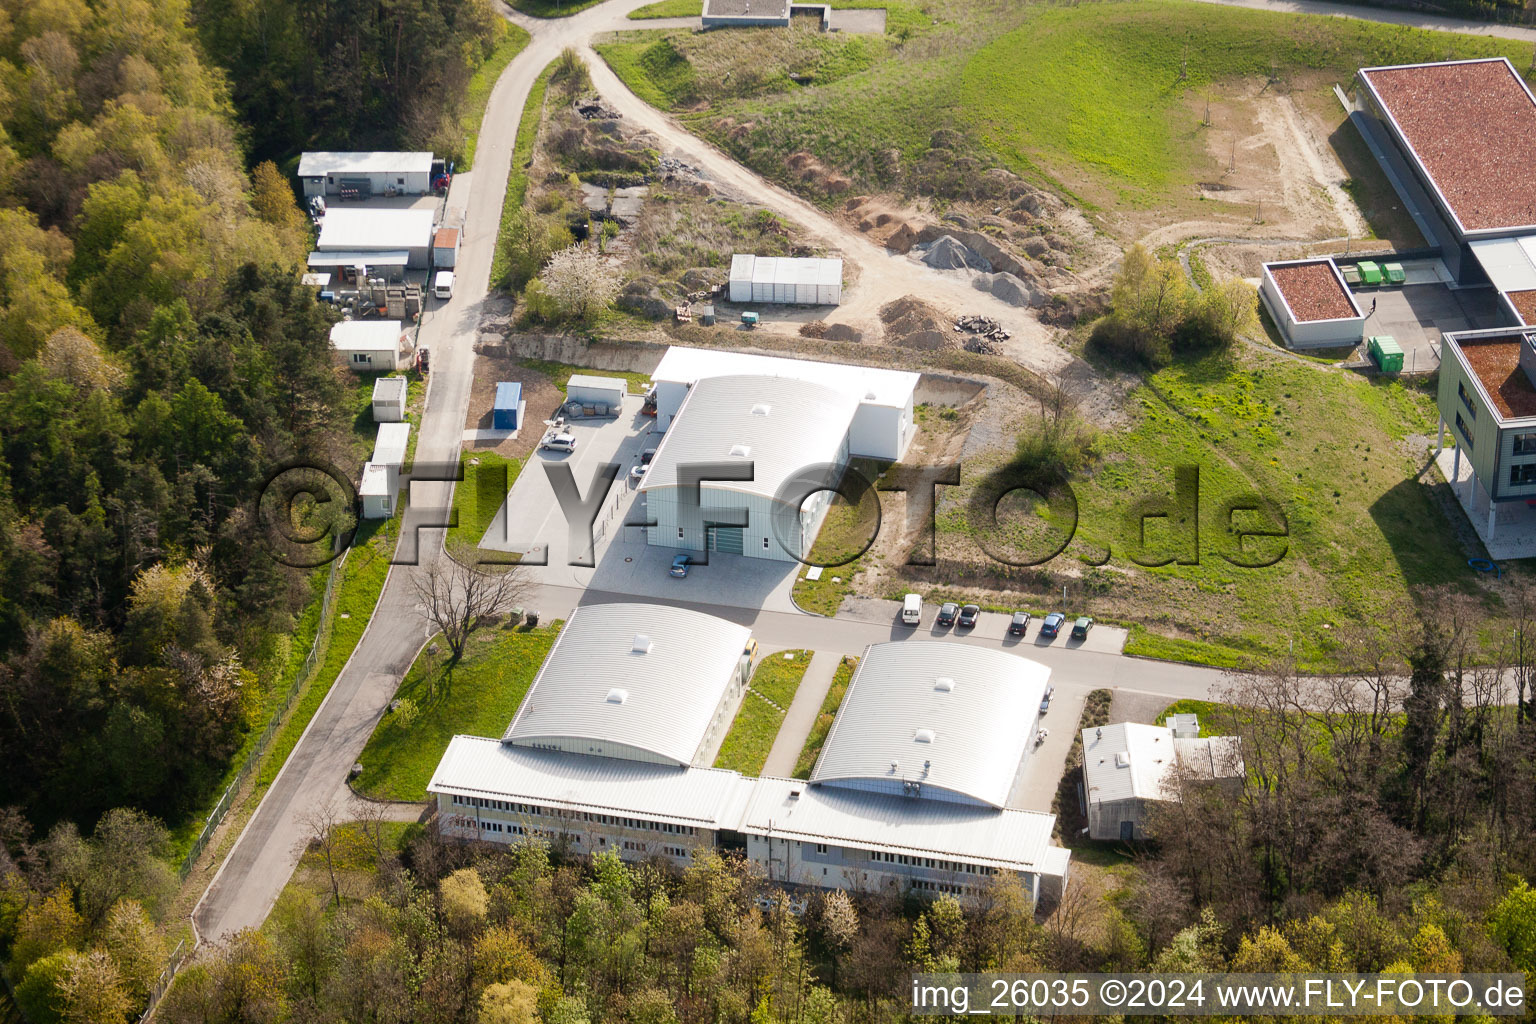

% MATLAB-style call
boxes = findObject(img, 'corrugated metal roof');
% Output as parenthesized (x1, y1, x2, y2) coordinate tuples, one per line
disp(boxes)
(730, 253, 756, 280)
(372, 422, 410, 467)
(1081, 723, 1244, 804)
(371, 377, 408, 404)
(567, 374, 628, 393)
(744, 776, 1058, 872)
(811, 642, 1048, 809)
(503, 603, 752, 765)
(430, 736, 757, 828)
(298, 151, 434, 177)
(330, 321, 404, 351)
(317, 209, 434, 252)
(726, 254, 842, 288)
(640, 374, 859, 502)
(651, 345, 918, 409)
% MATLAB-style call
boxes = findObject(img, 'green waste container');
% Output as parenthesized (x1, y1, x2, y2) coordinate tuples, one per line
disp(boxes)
(1357, 261, 1384, 286)
(1383, 262, 1406, 285)
(1368, 334, 1404, 373)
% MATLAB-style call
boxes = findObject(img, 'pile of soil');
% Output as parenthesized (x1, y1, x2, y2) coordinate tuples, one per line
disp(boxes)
(880, 296, 957, 351)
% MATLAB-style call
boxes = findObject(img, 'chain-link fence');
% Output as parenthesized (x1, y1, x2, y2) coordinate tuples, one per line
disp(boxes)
(177, 548, 349, 882)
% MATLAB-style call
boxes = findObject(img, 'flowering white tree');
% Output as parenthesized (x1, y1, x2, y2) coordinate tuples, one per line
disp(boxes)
(539, 244, 621, 321)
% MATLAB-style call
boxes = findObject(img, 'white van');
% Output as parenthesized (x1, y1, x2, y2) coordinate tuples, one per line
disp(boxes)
(433, 270, 454, 300)
(901, 593, 922, 626)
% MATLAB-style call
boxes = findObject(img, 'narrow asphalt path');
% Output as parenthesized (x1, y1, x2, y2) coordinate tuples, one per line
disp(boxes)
(762, 650, 840, 777)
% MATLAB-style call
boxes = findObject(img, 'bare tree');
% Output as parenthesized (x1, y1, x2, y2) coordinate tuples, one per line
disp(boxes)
(413, 543, 536, 659)
(300, 800, 343, 908)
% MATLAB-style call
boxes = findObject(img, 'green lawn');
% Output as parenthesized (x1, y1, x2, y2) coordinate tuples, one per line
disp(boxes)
(253, 517, 400, 795)
(450, 450, 524, 552)
(1055, 352, 1469, 668)
(628, 0, 700, 16)
(597, 0, 1528, 216)
(459, 24, 533, 169)
(507, 0, 607, 17)
(714, 650, 811, 775)
(353, 624, 561, 801)
(349, 370, 425, 467)
(792, 656, 856, 779)
(791, 458, 888, 615)
(491, 61, 556, 289)
(519, 358, 653, 394)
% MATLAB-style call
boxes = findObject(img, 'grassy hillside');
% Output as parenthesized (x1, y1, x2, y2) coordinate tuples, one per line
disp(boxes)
(599, 0, 1528, 217)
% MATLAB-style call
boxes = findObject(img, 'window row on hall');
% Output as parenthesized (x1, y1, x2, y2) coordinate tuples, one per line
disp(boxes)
(448, 795, 698, 835)
(870, 850, 997, 874)
(909, 878, 982, 897)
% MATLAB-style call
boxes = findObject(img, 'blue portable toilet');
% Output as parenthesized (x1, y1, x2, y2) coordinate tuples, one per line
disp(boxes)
(493, 382, 522, 430)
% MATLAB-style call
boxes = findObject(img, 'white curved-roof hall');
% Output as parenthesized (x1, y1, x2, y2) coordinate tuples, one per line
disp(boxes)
(811, 641, 1049, 808)
(503, 602, 751, 767)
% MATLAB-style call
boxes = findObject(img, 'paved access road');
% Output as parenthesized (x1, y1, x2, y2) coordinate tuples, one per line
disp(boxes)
(197, 0, 1513, 944)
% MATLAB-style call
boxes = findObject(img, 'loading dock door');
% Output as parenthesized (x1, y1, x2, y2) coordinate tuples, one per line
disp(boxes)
(710, 527, 745, 554)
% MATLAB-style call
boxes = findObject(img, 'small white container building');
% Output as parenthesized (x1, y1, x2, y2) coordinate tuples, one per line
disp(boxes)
(372, 376, 408, 422)
(297, 151, 434, 199)
(331, 320, 408, 372)
(1259, 258, 1366, 349)
(728, 254, 842, 305)
(567, 374, 628, 411)
(316, 209, 436, 269)
(372, 422, 411, 470)
(432, 227, 460, 269)
(359, 462, 395, 520)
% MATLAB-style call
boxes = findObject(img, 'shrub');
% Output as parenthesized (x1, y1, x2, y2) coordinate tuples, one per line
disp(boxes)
(1089, 244, 1256, 368)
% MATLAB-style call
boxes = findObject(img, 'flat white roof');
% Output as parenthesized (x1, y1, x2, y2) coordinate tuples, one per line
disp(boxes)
(1082, 722, 1243, 804)
(317, 209, 435, 252)
(308, 250, 410, 268)
(1471, 235, 1536, 293)
(745, 776, 1060, 873)
(330, 320, 405, 352)
(811, 642, 1048, 809)
(359, 462, 392, 497)
(567, 374, 628, 394)
(503, 603, 753, 766)
(652, 345, 918, 410)
(641, 374, 859, 503)
(430, 736, 758, 829)
(372, 422, 410, 466)
(372, 376, 408, 405)
(298, 151, 434, 177)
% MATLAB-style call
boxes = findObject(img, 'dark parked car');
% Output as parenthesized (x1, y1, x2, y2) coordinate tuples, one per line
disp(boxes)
(1008, 611, 1031, 636)
(641, 447, 658, 465)
(669, 553, 691, 578)
(936, 602, 959, 627)
(1040, 684, 1055, 713)
(1039, 612, 1066, 638)
(1071, 616, 1094, 640)
(957, 604, 981, 629)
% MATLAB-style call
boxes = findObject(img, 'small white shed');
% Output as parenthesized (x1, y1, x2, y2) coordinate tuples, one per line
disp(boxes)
(331, 321, 407, 372)
(567, 374, 627, 411)
(359, 462, 397, 520)
(372, 422, 411, 469)
(372, 376, 408, 422)
(728, 254, 842, 305)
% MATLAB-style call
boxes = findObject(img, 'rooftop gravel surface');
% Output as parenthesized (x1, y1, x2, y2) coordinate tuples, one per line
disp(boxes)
(1270, 261, 1358, 322)
(1458, 334, 1536, 418)
(1364, 60, 1536, 232)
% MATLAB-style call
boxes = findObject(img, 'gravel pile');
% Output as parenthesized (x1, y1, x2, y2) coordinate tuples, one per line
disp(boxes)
(919, 234, 992, 272)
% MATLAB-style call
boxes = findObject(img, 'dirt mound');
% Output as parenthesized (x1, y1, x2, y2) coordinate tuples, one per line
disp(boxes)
(920, 234, 991, 272)
(799, 320, 828, 338)
(973, 271, 1044, 308)
(885, 222, 917, 254)
(880, 296, 957, 351)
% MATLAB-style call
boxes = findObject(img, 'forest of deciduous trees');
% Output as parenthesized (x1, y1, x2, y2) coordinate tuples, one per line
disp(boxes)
(189, 0, 505, 167)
